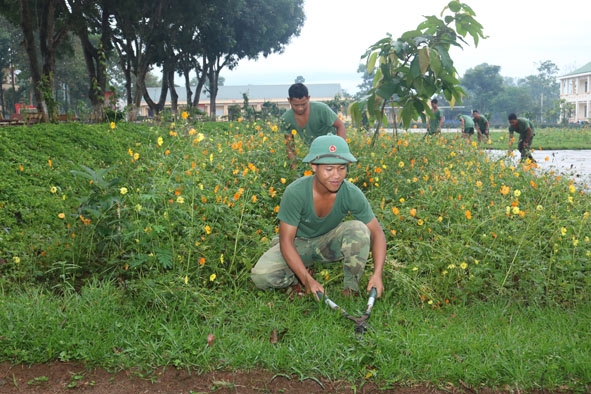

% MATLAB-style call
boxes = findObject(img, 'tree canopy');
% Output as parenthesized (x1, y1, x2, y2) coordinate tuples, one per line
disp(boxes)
(0, 0, 305, 121)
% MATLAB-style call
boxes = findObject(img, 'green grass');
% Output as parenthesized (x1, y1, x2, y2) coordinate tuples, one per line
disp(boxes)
(487, 126, 591, 150)
(1, 280, 590, 391)
(1, 120, 591, 391)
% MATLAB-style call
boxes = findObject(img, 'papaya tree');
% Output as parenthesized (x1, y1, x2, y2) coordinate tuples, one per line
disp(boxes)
(350, 1, 486, 146)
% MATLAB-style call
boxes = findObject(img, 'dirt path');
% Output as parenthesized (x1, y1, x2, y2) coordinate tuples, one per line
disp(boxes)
(0, 362, 565, 393)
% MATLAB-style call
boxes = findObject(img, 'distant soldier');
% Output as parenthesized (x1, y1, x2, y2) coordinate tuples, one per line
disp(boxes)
(457, 114, 475, 142)
(427, 98, 444, 136)
(508, 113, 536, 163)
(281, 83, 346, 170)
(472, 110, 490, 145)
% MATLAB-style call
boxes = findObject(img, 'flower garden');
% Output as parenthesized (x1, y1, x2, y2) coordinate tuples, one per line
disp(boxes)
(1, 119, 590, 390)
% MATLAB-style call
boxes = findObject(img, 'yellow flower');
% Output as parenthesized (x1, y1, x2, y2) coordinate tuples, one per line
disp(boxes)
(505, 206, 511, 215)
(120, 187, 128, 195)
(399, 198, 405, 203)
(181, 111, 189, 119)
(13, 256, 21, 264)
(475, 181, 483, 188)
(271, 125, 278, 132)
(50, 186, 57, 194)
(184, 275, 189, 284)
(512, 206, 520, 215)
(209, 153, 214, 163)
(209, 273, 216, 282)
(133, 152, 140, 160)
(58, 212, 65, 219)
(237, 117, 243, 123)
(110, 122, 116, 129)
(135, 204, 142, 212)
(560, 227, 567, 236)
(194, 133, 205, 143)
(513, 189, 521, 197)
(437, 216, 443, 222)
(460, 262, 468, 270)
(398, 161, 405, 168)
(417, 219, 424, 226)
(447, 264, 456, 269)
(205, 225, 212, 235)
(573, 239, 579, 247)
(251, 195, 258, 203)
(569, 185, 576, 194)
(220, 254, 224, 264)
(280, 178, 286, 184)
(157, 136, 164, 146)
(176, 196, 185, 204)
(291, 129, 297, 135)
(536, 205, 544, 211)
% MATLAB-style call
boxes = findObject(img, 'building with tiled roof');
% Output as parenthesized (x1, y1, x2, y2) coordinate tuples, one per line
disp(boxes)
(558, 62, 591, 123)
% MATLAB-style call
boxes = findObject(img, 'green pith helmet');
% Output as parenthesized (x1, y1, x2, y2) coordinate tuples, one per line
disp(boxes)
(302, 134, 357, 164)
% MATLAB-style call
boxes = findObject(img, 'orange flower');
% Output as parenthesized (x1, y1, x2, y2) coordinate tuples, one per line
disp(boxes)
(392, 207, 399, 215)
(465, 210, 472, 220)
(500, 185, 510, 195)
(410, 208, 417, 217)
(303, 170, 313, 176)
(199, 257, 206, 266)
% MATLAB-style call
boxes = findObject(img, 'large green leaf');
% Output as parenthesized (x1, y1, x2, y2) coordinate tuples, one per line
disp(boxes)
(418, 47, 430, 74)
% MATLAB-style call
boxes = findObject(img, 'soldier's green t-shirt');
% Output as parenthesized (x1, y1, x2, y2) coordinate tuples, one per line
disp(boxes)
(281, 101, 338, 145)
(277, 176, 375, 239)
(508, 118, 535, 139)
(428, 108, 442, 134)
(458, 115, 474, 130)
(473, 115, 488, 132)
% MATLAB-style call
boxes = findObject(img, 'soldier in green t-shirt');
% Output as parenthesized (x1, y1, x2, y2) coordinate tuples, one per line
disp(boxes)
(251, 135, 385, 300)
(427, 98, 444, 135)
(457, 114, 475, 142)
(282, 83, 346, 170)
(472, 110, 490, 145)
(508, 113, 536, 162)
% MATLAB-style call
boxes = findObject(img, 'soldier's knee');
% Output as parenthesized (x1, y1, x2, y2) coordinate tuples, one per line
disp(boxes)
(345, 220, 370, 240)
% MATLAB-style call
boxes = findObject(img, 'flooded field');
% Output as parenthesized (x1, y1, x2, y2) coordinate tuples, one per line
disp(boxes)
(492, 149, 591, 189)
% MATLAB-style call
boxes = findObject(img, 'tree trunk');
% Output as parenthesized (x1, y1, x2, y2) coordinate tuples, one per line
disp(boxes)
(182, 64, 192, 109)
(18, 0, 46, 118)
(192, 55, 208, 108)
(168, 67, 178, 115)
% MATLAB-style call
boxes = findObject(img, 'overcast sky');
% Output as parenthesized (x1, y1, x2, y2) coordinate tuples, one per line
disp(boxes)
(222, 0, 590, 94)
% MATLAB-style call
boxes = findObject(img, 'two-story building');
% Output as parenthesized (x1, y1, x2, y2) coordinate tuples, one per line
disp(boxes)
(142, 83, 343, 118)
(558, 62, 591, 123)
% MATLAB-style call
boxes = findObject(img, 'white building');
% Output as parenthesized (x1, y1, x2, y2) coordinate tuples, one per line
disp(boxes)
(558, 62, 591, 123)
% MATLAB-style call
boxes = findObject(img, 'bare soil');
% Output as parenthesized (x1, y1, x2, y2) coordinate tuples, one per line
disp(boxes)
(0, 362, 571, 393)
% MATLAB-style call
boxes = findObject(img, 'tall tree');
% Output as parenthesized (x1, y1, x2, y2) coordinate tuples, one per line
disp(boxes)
(199, 0, 304, 119)
(0, 0, 71, 121)
(461, 63, 503, 114)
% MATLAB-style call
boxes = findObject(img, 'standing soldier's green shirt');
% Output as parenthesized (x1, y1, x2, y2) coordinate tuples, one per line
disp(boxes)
(428, 108, 442, 134)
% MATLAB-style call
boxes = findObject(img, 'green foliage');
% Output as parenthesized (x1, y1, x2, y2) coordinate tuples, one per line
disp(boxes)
(350, 1, 486, 145)
(1, 121, 591, 308)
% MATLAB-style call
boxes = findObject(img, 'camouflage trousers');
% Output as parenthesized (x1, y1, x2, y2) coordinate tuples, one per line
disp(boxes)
(251, 220, 370, 291)
(518, 135, 536, 162)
